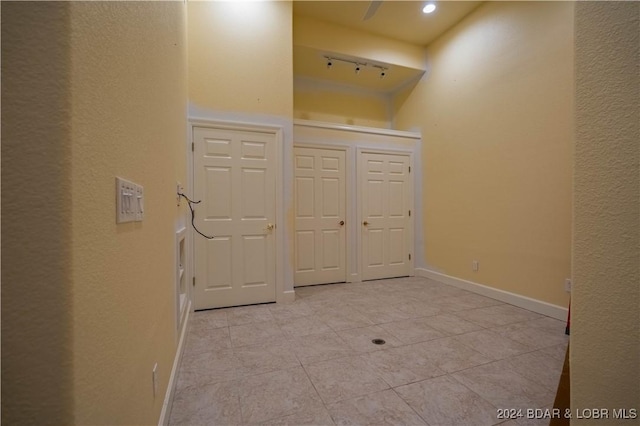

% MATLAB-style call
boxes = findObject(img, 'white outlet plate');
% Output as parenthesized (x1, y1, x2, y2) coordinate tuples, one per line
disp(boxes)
(565, 278, 572, 293)
(472, 260, 479, 272)
(177, 181, 184, 206)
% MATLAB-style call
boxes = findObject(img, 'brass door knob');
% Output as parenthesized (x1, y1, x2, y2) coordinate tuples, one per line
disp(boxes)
(363, 221, 369, 226)
(339, 220, 345, 226)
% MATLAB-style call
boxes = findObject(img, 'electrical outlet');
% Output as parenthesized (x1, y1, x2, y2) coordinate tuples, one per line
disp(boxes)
(177, 182, 184, 206)
(565, 278, 572, 293)
(472, 260, 479, 272)
(152, 363, 158, 398)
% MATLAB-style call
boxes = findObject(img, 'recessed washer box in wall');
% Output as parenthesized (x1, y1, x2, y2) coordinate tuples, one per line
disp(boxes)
(116, 177, 144, 224)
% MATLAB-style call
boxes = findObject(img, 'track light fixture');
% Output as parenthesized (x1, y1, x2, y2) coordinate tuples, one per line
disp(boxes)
(323, 55, 389, 79)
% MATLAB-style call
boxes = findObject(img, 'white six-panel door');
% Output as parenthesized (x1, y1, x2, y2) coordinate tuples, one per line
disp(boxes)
(294, 147, 346, 286)
(361, 152, 412, 281)
(193, 126, 276, 310)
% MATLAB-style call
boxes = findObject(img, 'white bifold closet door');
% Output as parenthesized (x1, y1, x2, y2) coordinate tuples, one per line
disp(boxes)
(294, 147, 347, 287)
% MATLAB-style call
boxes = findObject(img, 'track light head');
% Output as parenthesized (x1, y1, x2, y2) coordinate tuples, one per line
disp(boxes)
(326, 58, 333, 69)
(380, 70, 386, 79)
(355, 64, 361, 75)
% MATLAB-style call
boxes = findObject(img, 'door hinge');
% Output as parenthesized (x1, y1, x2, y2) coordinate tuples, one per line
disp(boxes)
(192, 276, 196, 286)
(191, 142, 194, 152)
(409, 254, 412, 260)
(409, 210, 411, 217)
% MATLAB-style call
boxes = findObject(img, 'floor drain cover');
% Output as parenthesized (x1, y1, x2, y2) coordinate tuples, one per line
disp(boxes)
(372, 339, 386, 345)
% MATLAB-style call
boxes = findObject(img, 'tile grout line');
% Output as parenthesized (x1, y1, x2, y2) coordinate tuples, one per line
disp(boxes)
(389, 386, 433, 426)
(172, 277, 567, 425)
(298, 359, 338, 425)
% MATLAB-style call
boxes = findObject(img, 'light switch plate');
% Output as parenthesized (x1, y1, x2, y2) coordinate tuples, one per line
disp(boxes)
(116, 177, 134, 223)
(116, 177, 143, 223)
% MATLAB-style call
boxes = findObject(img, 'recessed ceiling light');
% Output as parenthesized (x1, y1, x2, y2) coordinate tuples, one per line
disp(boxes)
(423, 3, 436, 14)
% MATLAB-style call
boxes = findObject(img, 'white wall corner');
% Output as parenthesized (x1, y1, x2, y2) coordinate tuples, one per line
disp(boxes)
(415, 268, 568, 321)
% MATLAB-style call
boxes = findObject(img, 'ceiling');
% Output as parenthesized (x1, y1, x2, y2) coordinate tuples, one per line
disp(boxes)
(293, 1, 483, 47)
(293, 1, 483, 93)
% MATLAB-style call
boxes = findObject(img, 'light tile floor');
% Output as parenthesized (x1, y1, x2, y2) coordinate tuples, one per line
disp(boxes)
(169, 277, 569, 426)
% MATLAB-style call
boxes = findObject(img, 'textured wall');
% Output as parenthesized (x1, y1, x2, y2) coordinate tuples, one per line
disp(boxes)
(572, 2, 639, 420)
(69, 2, 187, 423)
(1, 2, 188, 424)
(393, 1, 574, 307)
(188, 1, 293, 117)
(293, 14, 426, 71)
(294, 82, 392, 128)
(292, 13, 425, 130)
(1, 3, 74, 423)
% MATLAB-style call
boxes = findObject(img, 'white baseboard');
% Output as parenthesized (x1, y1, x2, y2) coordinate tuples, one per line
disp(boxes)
(415, 268, 568, 321)
(158, 301, 191, 426)
(281, 290, 296, 304)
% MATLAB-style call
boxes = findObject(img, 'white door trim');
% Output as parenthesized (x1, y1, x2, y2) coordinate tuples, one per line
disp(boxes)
(188, 119, 287, 305)
(294, 120, 421, 282)
(357, 148, 415, 280)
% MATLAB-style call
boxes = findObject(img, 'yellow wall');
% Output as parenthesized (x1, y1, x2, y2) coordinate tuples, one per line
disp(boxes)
(292, 13, 425, 130)
(2, 2, 188, 424)
(294, 14, 425, 71)
(295, 81, 391, 128)
(2, 3, 74, 423)
(69, 2, 187, 423)
(188, 1, 293, 117)
(572, 1, 639, 419)
(393, 1, 574, 307)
